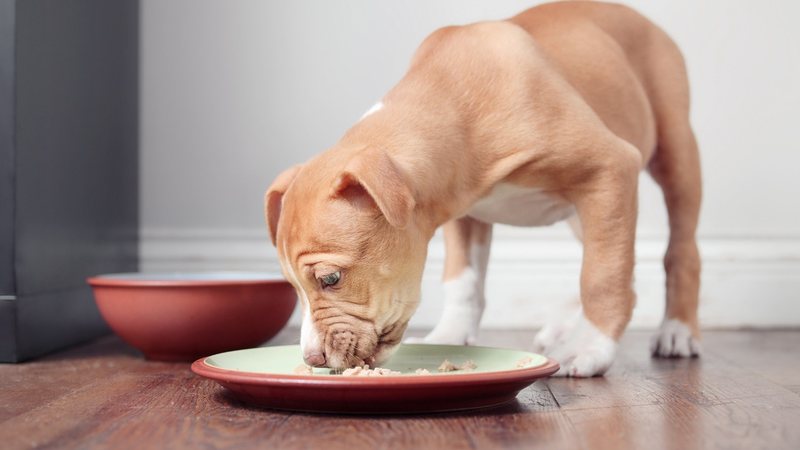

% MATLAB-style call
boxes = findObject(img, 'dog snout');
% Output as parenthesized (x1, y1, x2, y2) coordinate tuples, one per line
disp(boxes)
(330, 330, 356, 353)
(303, 351, 326, 367)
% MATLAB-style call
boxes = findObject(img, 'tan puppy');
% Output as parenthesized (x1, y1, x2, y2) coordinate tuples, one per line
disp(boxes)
(266, 1, 701, 376)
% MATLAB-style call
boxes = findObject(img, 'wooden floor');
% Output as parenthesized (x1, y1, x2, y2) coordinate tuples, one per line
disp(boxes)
(1, 328, 799, 450)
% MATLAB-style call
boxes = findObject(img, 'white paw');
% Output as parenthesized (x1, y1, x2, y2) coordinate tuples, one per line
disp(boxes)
(533, 311, 617, 377)
(532, 310, 579, 353)
(650, 319, 701, 358)
(407, 267, 484, 346)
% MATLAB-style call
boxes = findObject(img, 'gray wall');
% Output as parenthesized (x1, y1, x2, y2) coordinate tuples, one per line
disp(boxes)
(141, 0, 800, 236)
(140, 1, 800, 328)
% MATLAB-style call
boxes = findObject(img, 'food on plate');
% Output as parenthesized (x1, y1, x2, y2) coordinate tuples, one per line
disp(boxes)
(516, 356, 534, 368)
(342, 365, 402, 376)
(459, 359, 477, 370)
(437, 359, 457, 372)
(438, 359, 477, 372)
(294, 364, 314, 375)
(293, 358, 478, 376)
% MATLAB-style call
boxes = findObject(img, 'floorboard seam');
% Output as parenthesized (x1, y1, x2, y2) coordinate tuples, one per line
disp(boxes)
(545, 383, 561, 409)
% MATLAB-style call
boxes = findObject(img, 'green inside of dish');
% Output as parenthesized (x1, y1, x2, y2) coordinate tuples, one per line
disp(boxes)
(204, 344, 548, 376)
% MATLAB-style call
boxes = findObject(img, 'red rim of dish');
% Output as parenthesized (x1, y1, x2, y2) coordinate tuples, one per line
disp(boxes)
(191, 356, 560, 388)
(87, 273, 289, 288)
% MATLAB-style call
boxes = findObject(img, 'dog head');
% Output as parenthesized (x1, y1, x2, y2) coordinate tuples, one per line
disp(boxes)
(265, 147, 427, 369)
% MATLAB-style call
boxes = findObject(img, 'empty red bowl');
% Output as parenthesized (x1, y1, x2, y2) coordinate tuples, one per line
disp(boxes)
(87, 272, 296, 362)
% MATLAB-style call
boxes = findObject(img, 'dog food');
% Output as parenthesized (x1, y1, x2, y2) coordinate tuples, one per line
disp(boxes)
(342, 365, 402, 376)
(516, 356, 534, 368)
(460, 359, 478, 370)
(438, 359, 477, 372)
(294, 364, 314, 375)
(293, 359, 478, 376)
(437, 359, 457, 372)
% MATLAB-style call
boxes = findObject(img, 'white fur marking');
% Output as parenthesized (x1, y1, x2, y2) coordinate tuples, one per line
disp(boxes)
(468, 183, 575, 227)
(406, 243, 489, 345)
(360, 101, 384, 120)
(650, 318, 701, 357)
(533, 310, 617, 377)
(408, 267, 482, 345)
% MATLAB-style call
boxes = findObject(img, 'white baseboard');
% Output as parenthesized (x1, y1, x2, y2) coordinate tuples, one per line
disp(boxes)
(140, 225, 800, 330)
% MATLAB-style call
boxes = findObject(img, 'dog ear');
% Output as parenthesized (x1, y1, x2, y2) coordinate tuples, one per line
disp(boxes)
(264, 164, 303, 246)
(333, 149, 416, 229)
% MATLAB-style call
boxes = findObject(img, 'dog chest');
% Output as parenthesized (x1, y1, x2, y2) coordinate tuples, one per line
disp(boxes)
(466, 183, 575, 226)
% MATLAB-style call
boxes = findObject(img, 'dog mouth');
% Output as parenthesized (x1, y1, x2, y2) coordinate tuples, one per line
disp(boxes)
(318, 320, 407, 369)
(321, 327, 374, 369)
(323, 335, 400, 370)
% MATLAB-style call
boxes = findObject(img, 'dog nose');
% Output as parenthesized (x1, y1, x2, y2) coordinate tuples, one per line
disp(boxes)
(303, 351, 326, 367)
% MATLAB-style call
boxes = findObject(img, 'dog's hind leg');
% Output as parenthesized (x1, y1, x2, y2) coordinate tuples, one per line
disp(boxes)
(406, 216, 492, 345)
(643, 31, 703, 358)
(648, 122, 702, 357)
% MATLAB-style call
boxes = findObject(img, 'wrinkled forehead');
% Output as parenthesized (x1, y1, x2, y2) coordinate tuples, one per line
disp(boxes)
(277, 182, 371, 262)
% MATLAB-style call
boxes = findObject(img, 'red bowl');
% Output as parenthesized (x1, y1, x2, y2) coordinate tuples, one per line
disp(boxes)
(87, 272, 296, 362)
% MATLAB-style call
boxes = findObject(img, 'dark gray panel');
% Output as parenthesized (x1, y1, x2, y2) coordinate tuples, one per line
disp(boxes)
(0, 0, 15, 295)
(14, 0, 139, 295)
(0, 0, 139, 362)
(0, 298, 16, 361)
(16, 287, 109, 361)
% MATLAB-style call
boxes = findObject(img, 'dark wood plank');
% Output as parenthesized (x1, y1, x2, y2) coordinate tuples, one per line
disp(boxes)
(702, 330, 800, 388)
(564, 400, 707, 450)
(0, 366, 292, 450)
(2, 329, 800, 450)
(637, 331, 800, 407)
(0, 336, 143, 421)
(260, 382, 574, 450)
(564, 393, 800, 450)
(62, 377, 292, 450)
(460, 403, 581, 449)
(271, 415, 475, 450)
(550, 330, 800, 450)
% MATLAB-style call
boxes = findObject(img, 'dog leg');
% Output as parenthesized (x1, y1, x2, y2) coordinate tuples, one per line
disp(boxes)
(534, 142, 640, 377)
(648, 123, 702, 358)
(407, 216, 492, 345)
(629, 30, 703, 358)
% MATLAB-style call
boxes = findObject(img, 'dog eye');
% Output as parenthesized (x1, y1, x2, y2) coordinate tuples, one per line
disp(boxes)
(319, 271, 341, 288)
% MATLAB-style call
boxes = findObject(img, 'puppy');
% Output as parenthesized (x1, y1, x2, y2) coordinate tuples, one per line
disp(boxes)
(265, 1, 701, 376)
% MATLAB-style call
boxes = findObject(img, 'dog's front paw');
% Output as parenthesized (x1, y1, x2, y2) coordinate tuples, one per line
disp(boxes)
(650, 319, 701, 358)
(532, 310, 579, 354)
(533, 311, 617, 377)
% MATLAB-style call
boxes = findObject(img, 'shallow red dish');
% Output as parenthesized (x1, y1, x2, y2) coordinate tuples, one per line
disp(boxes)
(192, 344, 559, 414)
(88, 272, 296, 361)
